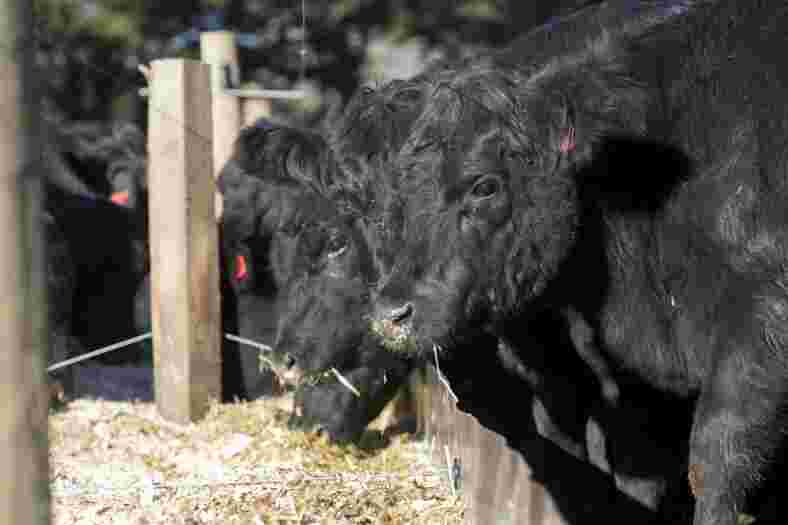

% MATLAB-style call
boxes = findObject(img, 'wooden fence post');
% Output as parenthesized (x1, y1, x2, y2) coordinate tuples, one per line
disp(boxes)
(200, 31, 241, 220)
(147, 58, 221, 424)
(0, 1, 50, 523)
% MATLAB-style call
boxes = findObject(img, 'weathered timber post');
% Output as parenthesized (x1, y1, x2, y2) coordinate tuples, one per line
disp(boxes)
(0, 1, 50, 523)
(200, 31, 241, 220)
(147, 59, 221, 424)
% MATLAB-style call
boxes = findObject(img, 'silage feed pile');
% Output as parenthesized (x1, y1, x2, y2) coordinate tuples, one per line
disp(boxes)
(49, 395, 464, 525)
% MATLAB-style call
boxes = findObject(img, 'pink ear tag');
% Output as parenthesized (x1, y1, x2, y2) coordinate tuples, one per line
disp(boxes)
(559, 126, 576, 153)
(110, 190, 130, 206)
(235, 255, 248, 281)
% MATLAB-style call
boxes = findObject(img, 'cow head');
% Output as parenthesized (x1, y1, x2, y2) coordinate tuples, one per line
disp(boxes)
(371, 36, 649, 356)
(272, 207, 377, 383)
(268, 80, 429, 441)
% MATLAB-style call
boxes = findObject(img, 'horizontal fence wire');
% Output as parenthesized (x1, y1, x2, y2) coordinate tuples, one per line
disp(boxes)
(47, 332, 273, 374)
(47, 333, 153, 373)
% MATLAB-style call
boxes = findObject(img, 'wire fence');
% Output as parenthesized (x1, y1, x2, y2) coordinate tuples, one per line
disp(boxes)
(47, 332, 273, 374)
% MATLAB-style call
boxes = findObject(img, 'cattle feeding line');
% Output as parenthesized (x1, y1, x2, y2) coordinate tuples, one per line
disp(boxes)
(47, 332, 274, 374)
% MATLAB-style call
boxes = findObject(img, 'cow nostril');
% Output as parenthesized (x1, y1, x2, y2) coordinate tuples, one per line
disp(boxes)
(388, 303, 414, 324)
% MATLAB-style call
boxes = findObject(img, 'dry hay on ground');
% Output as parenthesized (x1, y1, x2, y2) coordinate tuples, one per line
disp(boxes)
(50, 395, 464, 524)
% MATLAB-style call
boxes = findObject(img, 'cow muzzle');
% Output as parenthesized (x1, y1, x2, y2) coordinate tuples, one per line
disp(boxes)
(269, 353, 304, 387)
(370, 301, 419, 354)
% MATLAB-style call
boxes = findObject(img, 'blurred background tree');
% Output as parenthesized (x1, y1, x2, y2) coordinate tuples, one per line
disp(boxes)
(32, 0, 598, 128)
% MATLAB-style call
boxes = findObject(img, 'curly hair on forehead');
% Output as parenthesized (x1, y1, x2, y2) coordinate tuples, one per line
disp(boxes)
(331, 76, 432, 195)
(398, 67, 537, 168)
(326, 76, 434, 261)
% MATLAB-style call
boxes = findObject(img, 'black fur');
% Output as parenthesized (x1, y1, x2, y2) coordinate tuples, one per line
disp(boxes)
(218, 119, 416, 440)
(373, 2, 788, 524)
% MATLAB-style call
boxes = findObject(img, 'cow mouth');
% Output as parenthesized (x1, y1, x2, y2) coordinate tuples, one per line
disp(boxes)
(268, 352, 364, 398)
(292, 367, 363, 399)
(280, 366, 305, 386)
(261, 348, 306, 388)
(263, 358, 304, 388)
(369, 318, 421, 355)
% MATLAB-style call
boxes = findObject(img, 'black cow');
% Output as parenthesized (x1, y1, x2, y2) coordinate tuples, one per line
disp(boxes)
(218, 119, 343, 396)
(272, 77, 449, 442)
(335, 4, 656, 496)
(40, 119, 154, 371)
(270, 63, 609, 446)
(97, 123, 148, 210)
(372, 1, 788, 524)
(42, 122, 147, 393)
(270, 192, 417, 442)
(43, 209, 85, 400)
(45, 156, 148, 368)
(49, 119, 122, 197)
(217, 117, 423, 442)
(274, 73, 606, 450)
(272, 76, 433, 375)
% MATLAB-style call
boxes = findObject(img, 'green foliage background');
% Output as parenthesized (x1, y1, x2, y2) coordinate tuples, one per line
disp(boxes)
(32, 0, 596, 127)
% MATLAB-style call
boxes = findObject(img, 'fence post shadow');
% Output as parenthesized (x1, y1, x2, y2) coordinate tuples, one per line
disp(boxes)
(417, 363, 673, 525)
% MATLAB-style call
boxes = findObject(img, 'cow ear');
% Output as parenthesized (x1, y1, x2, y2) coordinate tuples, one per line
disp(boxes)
(218, 163, 261, 242)
(524, 36, 649, 161)
(283, 140, 320, 186)
(557, 103, 577, 155)
(282, 133, 339, 195)
(219, 122, 331, 240)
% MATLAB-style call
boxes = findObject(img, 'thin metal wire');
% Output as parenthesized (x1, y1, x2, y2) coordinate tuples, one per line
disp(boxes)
(47, 333, 153, 373)
(330, 368, 361, 398)
(47, 332, 273, 374)
(223, 333, 273, 352)
(223, 87, 306, 99)
(138, 86, 307, 100)
(300, 0, 307, 85)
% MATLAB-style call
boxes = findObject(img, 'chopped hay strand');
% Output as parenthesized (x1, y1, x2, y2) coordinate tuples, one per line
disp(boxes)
(331, 367, 362, 398)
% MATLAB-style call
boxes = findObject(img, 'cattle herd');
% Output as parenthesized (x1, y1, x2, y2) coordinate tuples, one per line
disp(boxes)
(44, 1, 788, 524)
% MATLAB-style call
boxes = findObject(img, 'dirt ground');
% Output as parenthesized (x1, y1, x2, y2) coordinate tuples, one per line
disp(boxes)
(49, 366, 464, 525)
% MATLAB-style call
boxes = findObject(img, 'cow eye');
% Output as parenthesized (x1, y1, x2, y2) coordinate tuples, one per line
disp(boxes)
(471, 176, 501, 198)
(326, 234, 348, 259)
